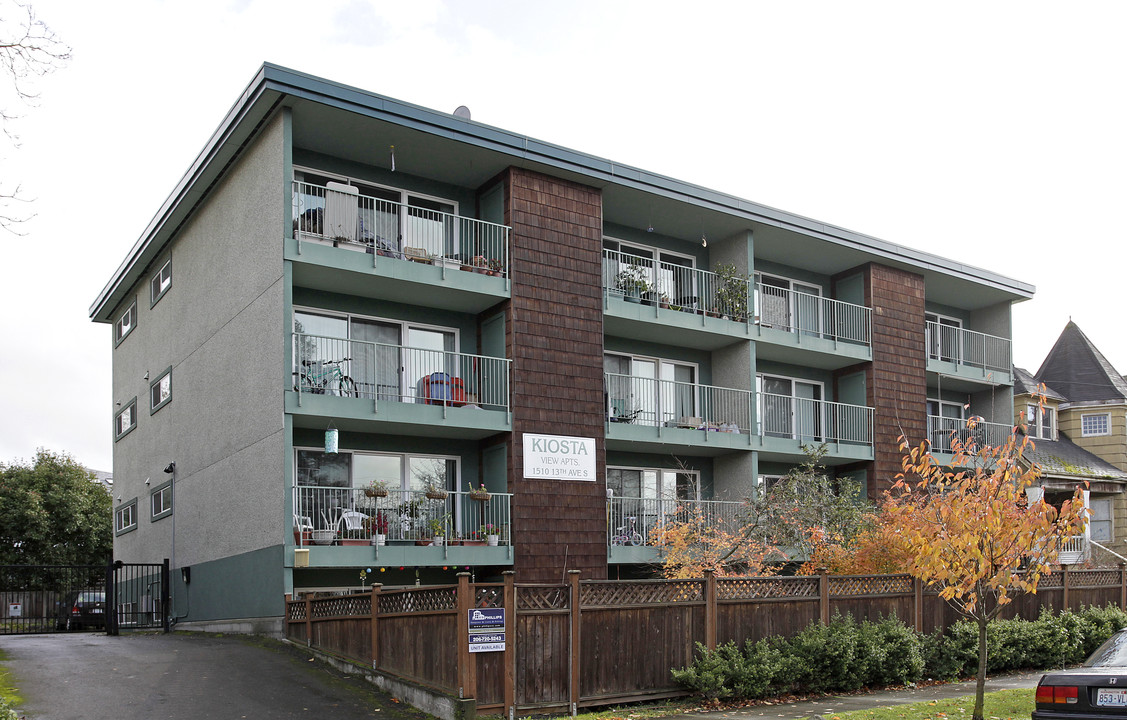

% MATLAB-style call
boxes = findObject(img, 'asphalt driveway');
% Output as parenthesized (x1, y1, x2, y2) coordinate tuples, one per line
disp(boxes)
(0, 632, 435, 720)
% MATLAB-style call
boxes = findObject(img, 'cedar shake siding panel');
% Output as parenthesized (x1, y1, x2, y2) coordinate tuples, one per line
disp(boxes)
(865, 263, 927, 496)
(505, 167, 608, 582)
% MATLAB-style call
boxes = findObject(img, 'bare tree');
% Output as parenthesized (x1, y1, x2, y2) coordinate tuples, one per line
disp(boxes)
(1, 0, 70, 231)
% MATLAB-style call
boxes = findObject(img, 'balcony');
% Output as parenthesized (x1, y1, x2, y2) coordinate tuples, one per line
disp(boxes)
(292, 487, 513, 568)
(604, 373, 874, 462)
(288, 181, 511, 313)
(288, 333, 511, 438)
(607, 495, 745, 564)
(926, 415, 1014, 456)
(601, 250, 871, 368)
(926, 322, 1012, 387)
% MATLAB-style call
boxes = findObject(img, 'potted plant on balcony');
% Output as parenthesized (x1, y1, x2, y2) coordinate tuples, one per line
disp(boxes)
(428, 514, 450, 546)
(481, 523, 500, 546)
(311, 529, 336, 546)
(467, 482, 491, 502)
(424, 482, 448, 500)
(487, 258, 505, 277)
(472, 255, 489, 274)
(364, 479, 389, 498)
(615, 264, 651, 303)
(365, 511, 389, 545)
(713, 262, 750, 322)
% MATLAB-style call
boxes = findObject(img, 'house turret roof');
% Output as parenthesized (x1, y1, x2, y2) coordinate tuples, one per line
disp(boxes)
(1035, 322, 1127, 403)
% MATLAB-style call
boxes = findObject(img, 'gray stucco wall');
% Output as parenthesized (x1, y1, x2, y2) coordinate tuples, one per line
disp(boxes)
(112, 114, 287, 570)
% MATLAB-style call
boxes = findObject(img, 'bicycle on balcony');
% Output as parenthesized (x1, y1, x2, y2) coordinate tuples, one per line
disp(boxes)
(293, 358, 356, 397)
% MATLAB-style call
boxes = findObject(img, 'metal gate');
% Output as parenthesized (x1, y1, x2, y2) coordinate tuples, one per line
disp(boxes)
(0, 560, 169, 635)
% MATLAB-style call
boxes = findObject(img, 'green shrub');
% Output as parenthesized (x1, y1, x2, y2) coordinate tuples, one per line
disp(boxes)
(0, 697, 17, 720)
(861, 615, 924, 686)
(670, 642, 740, 700)
(784, 613, 864, 693)
(923, 620, 978, 680)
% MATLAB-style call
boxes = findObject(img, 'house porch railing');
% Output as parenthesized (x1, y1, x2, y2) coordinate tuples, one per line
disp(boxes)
(926, 321, 1011, 374)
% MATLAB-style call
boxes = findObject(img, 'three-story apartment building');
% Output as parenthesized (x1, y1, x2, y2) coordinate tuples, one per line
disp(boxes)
(90, 64, 1032, 632)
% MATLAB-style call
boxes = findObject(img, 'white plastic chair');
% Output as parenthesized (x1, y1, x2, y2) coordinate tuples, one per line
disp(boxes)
(338, 510, 367, 539)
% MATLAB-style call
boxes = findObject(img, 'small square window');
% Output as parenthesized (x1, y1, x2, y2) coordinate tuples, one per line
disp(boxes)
(150, 260, 172, 306)
(1081, 413, 1110, 437)
(115, 300, 137, 345)
(115, 499, 137, 535)
(114, 398, 137, 441)
(150, 484, 172, 520)
(150, 368, 172, 414)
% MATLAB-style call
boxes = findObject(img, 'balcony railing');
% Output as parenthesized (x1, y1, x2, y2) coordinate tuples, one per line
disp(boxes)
(607, 496, 746, 547)
(755, 275, 871, 346)
(926, 322, 1011, 374)
(605, 373, 874, 447)
(927, 415, 1013, 453)
(293, 333, 510, 411)
(758, 392, 874, 446)
(293, 181, 511, 277)
(293, 487, 512, 546)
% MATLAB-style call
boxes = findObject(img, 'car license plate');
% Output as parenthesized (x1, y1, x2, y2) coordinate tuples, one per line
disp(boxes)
(91, 608, 103, 614)
(1097, 689, 1127, 707)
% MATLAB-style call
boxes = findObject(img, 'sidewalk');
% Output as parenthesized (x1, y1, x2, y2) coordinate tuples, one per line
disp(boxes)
(669, 671, 1044, 720)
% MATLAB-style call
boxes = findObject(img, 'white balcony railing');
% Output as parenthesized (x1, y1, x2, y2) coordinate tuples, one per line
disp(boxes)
(293, 181, 511, 277)
(294, 487, 512, 546)
(926, 415, 1013, 453)
(601, 250, 872, 347)
(294, 333, 510, 411)
(607, 496, 746, 547)
(605, 373, 874, 447)
(926, 322, 1011, 374)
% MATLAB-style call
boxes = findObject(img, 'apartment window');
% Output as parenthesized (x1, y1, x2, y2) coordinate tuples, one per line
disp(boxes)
(757, 374, 824, 441)
(756, 272, 822, 335)
(115, 499, 137, 535)
(150, 368, 172, 414)
(150, 260, 172, 306)
(150, 482, 172, 521)
(925, 312, 962, 363)
(1025, 404, 1056, 440)
(606, 466, 700, 501)
(604, 353, 698, 427)
(1090, 498, 1113, 542)
(928, 399, 965, 452)
(296, 448, 460, 493)
(115, 300, 137, 345)
(1081, 413, 1111, 437)
(602, 238, 696, 305)
(114, 398, 137, 441)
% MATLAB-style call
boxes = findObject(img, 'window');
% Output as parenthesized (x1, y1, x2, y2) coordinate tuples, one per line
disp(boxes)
(1081, 413, 1111, 437)
(756, 272, 823, 336)
(604, 353, 698, 427)
(606, 466, 699, 501)
(928, 398, 965, 452)
(1090, 498, 1113, 542)
(115, 300, 137, 345)
(114, 398, 137, 441)
(150, 483, 172, 521)
(150, 368, 172, 414)
(115, 499, 137, 535)
(150, 260, 171, 306)
(1025, 404, 1056, 440)
(757, 374, 824, 441)
(602, 237, 697, 307)
(925, 312, 962, 363)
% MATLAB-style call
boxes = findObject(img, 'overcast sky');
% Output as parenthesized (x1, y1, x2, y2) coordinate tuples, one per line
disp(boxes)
(2, 0, 1124, 472)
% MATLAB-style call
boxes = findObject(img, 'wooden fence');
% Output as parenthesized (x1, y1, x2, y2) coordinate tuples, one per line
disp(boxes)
(284, 567, 1127, 715)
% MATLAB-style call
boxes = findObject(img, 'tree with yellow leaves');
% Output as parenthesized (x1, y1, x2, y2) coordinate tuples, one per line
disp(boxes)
(886, 419, 1086, 720)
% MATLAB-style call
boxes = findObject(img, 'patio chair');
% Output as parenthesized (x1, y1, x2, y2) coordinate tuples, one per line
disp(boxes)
(338, 510, 367, 539)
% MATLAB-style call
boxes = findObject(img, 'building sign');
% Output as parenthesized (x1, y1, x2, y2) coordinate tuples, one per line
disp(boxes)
(7, 603, 20, 618)
(523, 433, 595, 481)
(469, 608, 505, 653)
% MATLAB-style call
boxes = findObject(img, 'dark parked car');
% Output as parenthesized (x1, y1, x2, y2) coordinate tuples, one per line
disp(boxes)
(1033, 627, 1127, 718)
(55, 590, 106, 631)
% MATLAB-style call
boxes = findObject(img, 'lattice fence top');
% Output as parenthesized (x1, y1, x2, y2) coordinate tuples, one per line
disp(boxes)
(287, 602, 307, 621)
(1072, 569, 1121, 587)
(1036, 572, 1063, 588)
(311, 593, 371, 618)
(717, 576, 818, 600)
(475, 585, 503, 608)
(379, 586, 457, 614)
(517, 585, 570, 610)
(582, 580, 702, 606)
(830, 574, 913, 596)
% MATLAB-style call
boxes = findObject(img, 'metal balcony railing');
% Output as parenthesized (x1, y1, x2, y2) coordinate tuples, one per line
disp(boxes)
(293, 181, 511, 277)
(605, 373, 874, 447)
(926, 322, 1011, 374)
(926, 415, 1013, 453)
(293, 333, 510, 411)
(293, 487, 512, 546)
(607, 496, 746, 547)
(755, 275, 871, 346)
(757, 392, 874, 446)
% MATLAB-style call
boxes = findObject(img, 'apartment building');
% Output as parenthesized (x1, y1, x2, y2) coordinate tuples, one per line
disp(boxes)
(89, 64, 1031, 632)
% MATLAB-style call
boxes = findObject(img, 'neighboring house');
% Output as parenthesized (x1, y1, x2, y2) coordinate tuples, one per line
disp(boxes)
(1015, 322, 1127, 562)
(88, 64, 1032, 633)
(88, 469, 113, 491)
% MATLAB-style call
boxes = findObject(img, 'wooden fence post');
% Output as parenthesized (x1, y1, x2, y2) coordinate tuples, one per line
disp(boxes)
(457, 572, 474, 700)
(819, 567, 829, 625)
(568, 570, 581, 716)
(913, 576, 923, 633)
(1063, 564, 1071, 611)
(503, 570, 516, 718)
(370, 583, 382, 670)
(703, 569, 717, 651)
(304, 595, 313, 647)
